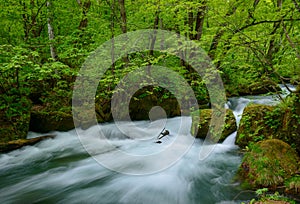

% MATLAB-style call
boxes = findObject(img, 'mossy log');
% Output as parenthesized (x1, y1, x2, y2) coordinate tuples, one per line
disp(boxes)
(0, 135, 56, 153)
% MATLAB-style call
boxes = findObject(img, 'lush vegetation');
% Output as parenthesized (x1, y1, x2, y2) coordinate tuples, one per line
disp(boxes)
(242, 188, 296, 204)
(1, 0, 299, 136)
(1, 0, 300, 201)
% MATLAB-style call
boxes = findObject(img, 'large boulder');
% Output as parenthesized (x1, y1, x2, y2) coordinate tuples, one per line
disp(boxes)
(238, 139, 299, 189)
(29, 105, 74, 133)
(236, 104, 275, 148)
(98, 86, 193, 122)
(236, 99, 300, 154)
(191, 109, 237, 142)
(128, 95, 181, 120)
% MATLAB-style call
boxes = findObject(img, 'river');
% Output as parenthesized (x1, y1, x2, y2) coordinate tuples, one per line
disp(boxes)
(0, 85, 295, 204)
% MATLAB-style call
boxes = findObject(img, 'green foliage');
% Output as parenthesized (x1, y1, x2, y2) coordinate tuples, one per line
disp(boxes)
(285, 175, 300, 194)
(255, 188, 269, 197)
(249, 188, 296, 203)
(264, 106, 283, 131)
(0, 0, 300, 137)
(238, 139, 299, 190)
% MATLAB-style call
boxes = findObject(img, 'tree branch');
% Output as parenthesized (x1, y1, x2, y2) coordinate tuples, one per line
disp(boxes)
(235, 18, 300, 33)
(292, 0, 300, 13)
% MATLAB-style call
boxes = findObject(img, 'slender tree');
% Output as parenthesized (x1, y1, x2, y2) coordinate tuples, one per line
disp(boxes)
(47, 0, 58, 61)
(77, 0, 92, 30)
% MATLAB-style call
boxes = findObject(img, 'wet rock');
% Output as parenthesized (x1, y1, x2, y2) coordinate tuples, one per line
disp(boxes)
(191, 109, 237, 142)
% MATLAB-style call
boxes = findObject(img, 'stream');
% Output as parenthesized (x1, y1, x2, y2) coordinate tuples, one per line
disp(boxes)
(0, 85, 296, 204)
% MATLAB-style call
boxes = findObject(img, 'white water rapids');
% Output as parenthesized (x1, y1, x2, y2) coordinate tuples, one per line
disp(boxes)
(0, 85, 295, 203)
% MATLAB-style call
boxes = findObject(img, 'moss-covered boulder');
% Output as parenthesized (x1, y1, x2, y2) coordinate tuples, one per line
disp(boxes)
(191, 109, 237, 142)
(96, 86, 186, 123)
(29, 105, 74, 133)
(238, 139, 299, 189)
(128, 95, 181, 121)
(236, 104, 275, 148)
(236, 96, 300, 153)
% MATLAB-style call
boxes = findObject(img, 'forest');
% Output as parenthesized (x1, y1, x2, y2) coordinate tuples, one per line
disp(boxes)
(0, 0, 300, 203)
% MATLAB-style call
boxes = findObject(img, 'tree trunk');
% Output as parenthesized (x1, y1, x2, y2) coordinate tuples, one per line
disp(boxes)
(265, 0, 283, 68)
(119, 0, 127, 33)
(21, 1, 29, 41)
(118, 0, 129, 64)
(149, 10, 160, 57)
(110, 0, 116, 73)
(194, 5, 206, 40)
(47, 1, 58, 61)
(187, 11, 194, 40)
(282, 22, 300, 60)
(77, 0, 91, 30)
(159, 18, 164, 50)
(208, 5, 238, 61)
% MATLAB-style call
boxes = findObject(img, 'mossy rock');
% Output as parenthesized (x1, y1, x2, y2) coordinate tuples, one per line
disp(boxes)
(0, 114, 30, 143)
(191, 109, 237, 142)
(236, 104, 275, 148)
(29, 105, 74, 133)
(127, 87, 183, 120)
(238, 139, 299, 189)
(236, 98, 300, 153)
(97, 88, 182, 122)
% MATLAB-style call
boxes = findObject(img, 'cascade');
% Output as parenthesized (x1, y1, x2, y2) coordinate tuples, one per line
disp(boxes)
(0, 85, 295, 203)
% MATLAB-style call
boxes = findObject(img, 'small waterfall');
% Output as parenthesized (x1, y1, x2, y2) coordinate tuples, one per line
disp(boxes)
(222, 84, 295, 146)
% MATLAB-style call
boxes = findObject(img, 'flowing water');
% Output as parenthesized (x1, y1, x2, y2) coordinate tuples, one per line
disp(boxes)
(0, 85, 295, 204)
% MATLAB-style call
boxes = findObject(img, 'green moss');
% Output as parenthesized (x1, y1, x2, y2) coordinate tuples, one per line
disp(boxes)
(236, 104, 275, 148)
(249, 189, 296, 204)
(191, 109, 237, 142)
(238, 139, 299, 189)
(236, 98, 300, 154)
(285, 175, 300, 195)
